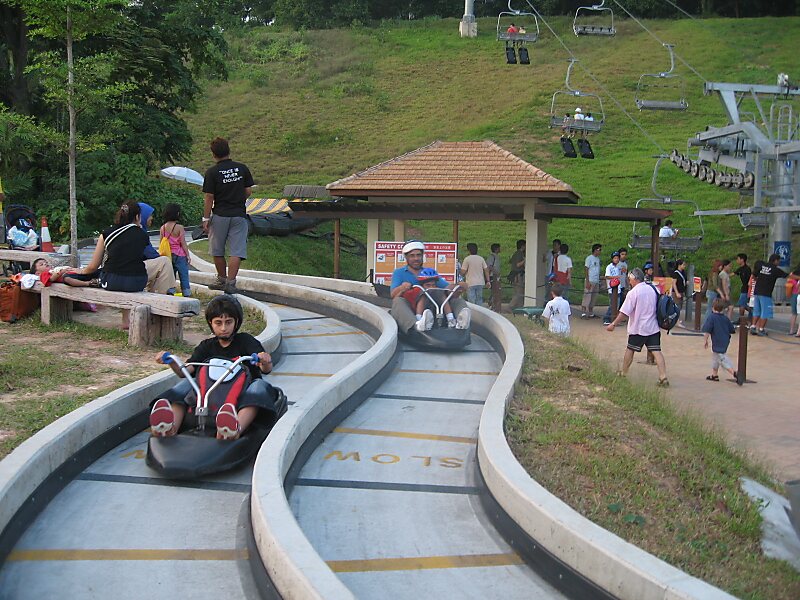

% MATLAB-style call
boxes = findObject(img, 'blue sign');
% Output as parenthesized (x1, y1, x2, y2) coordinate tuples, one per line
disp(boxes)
(774, 241, 791, 268)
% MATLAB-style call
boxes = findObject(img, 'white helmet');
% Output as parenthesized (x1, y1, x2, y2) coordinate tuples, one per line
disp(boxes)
(402, 240, 425, 254)
(574, 107, 582, 113)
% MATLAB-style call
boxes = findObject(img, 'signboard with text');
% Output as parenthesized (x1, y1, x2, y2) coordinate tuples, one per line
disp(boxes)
(373, 241, 458, 286)
(693, 276, 702, 294)
(652, 276, 675, 295)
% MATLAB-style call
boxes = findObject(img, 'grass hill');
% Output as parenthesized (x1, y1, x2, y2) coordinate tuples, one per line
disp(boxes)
(181, 16, 800, 285)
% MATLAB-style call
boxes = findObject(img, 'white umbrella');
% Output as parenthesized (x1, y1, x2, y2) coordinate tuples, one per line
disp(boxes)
(160, 166, 204, 186)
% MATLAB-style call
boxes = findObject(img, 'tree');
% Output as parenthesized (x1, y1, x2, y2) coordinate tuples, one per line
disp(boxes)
(21, 0, 127, 264)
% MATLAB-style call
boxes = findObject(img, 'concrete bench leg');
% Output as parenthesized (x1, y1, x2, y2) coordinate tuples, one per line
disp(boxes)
(41, 288, 73, 325)
(154, 315, 183, 343)
(128, 305, 153, 347)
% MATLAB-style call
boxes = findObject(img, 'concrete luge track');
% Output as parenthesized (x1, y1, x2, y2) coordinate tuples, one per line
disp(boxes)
(0, 285, 378, 599)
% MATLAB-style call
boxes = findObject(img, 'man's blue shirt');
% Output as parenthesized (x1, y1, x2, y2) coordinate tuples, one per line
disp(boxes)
(391, 266, 448, 290)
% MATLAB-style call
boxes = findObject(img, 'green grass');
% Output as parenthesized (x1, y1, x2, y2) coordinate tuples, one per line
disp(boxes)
(508, 319, 800, 598)
(181, 16, 799, 291)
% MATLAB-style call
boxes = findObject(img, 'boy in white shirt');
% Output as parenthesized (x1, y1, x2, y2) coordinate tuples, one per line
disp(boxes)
(543, 283, 571, 337)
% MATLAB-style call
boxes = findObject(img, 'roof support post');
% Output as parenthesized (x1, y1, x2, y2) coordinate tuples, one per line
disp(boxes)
(393, 220, 406, 243)
(651, 220, 660, 270)
(524, 203, 542, 306)
(333, 219, 341, 279)
(366, 219, 379, 279)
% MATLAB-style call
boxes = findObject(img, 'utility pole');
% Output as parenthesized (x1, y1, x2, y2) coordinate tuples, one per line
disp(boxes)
(460, 0, 477, 38)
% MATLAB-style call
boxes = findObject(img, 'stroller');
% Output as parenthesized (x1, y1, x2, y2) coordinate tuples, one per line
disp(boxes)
(2, 205, 40, 276)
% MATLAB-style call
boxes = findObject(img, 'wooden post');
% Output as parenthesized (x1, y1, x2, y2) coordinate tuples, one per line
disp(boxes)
(651, 221, 660, 269)
(128, 305, 152, 347)
(453, 220, 459, 244)
(736, 314, 748, 385)
(694, 291, 702, 331)
(611, 287, 618, 319)
(333, 218, 341, 279)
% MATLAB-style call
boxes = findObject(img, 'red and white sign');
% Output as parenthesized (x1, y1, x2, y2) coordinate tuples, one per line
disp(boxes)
(373, 241, 458, 286)
(693, 276, 703, 294)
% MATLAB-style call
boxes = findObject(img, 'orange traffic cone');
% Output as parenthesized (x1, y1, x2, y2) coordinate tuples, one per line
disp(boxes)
(40, 217, 55, 252)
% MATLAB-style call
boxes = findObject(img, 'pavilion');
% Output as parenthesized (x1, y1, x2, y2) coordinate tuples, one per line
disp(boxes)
(290, 140, 670, 306)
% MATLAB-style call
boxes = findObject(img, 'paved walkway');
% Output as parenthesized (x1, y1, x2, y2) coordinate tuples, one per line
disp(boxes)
(562, 307, 800, 483)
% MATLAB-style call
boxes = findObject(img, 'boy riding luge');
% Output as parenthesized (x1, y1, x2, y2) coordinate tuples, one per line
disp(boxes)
(149, 294, 285, 440)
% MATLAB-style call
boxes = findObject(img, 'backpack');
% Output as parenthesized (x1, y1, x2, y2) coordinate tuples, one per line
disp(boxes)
(649, 283, 680, 332)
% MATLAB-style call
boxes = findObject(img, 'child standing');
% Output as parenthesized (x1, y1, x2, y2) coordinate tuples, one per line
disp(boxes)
(160, 203, 192, 297)
(542, 283, 571, 336)
(702, 297, 739, 384)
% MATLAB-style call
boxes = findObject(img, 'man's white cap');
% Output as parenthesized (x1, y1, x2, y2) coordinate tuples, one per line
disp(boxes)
(574, 107, 582, 113)
(402, 240, 425, 254)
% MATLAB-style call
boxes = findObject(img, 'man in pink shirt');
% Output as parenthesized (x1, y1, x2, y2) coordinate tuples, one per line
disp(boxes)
(606, 267, 669, 387)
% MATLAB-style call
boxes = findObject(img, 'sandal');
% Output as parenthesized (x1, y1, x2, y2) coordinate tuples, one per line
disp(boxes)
(705, 375, 719, 381)
(657, 378, 670, 388)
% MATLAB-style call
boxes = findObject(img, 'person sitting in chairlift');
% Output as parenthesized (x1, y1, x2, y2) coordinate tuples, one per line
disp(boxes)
(574, 107, 585, 121)
(659, 220, 679, 239)
(507, 22, 518, 34)
(518, 25, 526, 34)
(584, 112, 594, 122)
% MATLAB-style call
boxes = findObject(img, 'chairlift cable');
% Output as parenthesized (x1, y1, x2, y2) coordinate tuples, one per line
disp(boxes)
(528, 5, 666, 154)
(610, 0, 708, 84)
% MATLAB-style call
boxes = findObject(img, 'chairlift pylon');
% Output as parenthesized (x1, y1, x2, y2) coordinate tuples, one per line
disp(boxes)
(549, 59, 605, 134)
(630, 157, 705, 252)
(635, 44, 688, 111)
(573, 0, 616, 37)
(496, 0, 539, 45)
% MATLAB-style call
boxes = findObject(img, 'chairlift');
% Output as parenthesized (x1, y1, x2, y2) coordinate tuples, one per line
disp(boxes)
(630, 157, 705, 253)
(635, 44, 688, 111)
(496, 0, 540, 45)
(549, 59, 605, 134)
(573, 1, 616, 37)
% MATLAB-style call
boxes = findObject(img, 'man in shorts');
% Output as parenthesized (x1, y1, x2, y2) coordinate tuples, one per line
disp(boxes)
(606, 267, 669, 387)
(202, 137, 254, 295)
(750, 253, 788, 336)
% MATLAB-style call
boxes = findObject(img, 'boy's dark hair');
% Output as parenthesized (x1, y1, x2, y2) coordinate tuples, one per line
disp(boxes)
(665, 220, 673, 226)
(114, 201, 141, 226)
(551, 283, 563, 296)
(490, 243, 500, 253)
(467, 243, 478, 254)
(591, 243, 602, 252)
(675, 259, 684, 268)
(618, 247, 627, 255)
(205, 294, 244, 334)
(30, 258, 47, 274)
(769, 253, 781, 264)
(722, 259, 731, 267)
(737, 253, 747, 262)
(559, 243, 569, 254)
(712, 297, 728, 312)
(516, 239, 525, 250)
(162, 203, 182, 223)
(210, 137, 230, 159)
(552, 239, 561, 245)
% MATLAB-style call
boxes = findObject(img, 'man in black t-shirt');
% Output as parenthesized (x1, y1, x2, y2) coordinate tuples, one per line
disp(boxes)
(750, 254, 787, 336)
(734, 253, 752, 317)
(202, 137, 254, 294)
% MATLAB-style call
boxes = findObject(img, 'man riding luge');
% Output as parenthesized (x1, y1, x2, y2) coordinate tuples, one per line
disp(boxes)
(390, 241, 471, 333)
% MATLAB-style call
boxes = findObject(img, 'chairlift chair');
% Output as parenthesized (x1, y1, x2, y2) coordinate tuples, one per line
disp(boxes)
(496, 0, 540, 45)
(630, 157, 705, 252)
(635, 44, 688, 111)
(549, 59, 605, 134)
(573, 1, 616, 37)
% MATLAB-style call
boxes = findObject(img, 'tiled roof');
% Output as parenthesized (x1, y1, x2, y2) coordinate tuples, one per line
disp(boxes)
(327, 141, 577, 198)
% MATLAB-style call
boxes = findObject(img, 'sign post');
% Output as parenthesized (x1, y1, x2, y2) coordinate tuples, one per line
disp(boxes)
(693, 276, 703, 331)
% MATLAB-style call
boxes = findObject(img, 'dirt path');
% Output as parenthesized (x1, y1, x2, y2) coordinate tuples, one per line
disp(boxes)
(566, 314, 800, 482)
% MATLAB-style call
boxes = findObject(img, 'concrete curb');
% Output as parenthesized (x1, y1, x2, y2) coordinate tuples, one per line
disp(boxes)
(225, 276, 396, 600)
(475, 306, 736, 600)
(188, 246, 377, 297)
(0, 292, 277, 547)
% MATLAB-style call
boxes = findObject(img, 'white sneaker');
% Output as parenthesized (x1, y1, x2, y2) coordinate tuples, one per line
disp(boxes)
(455, 308, 471, 330)
(447, 318, 456, 328)
(415, 309, 434, 332)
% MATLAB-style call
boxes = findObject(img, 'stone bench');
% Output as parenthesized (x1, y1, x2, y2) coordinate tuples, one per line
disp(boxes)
(37, 283, 201, 347)
(0, 249, 72, 269)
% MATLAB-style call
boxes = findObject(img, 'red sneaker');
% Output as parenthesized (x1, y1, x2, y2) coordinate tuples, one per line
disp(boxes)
(149, 399, 174, 437)
(215, 403, 240, 440)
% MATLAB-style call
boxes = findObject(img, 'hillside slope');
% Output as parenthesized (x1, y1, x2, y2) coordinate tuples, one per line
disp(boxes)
(183, 16, 800, 280)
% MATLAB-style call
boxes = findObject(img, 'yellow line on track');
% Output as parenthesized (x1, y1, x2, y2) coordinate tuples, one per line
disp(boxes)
(333, 427, 477, 445)
(7, 548, 248, 561)
(282, 331, 365, 339)
(327, 552, 523, 573)
(270, 372, 331, 377)
(398, 369, 499, 376)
